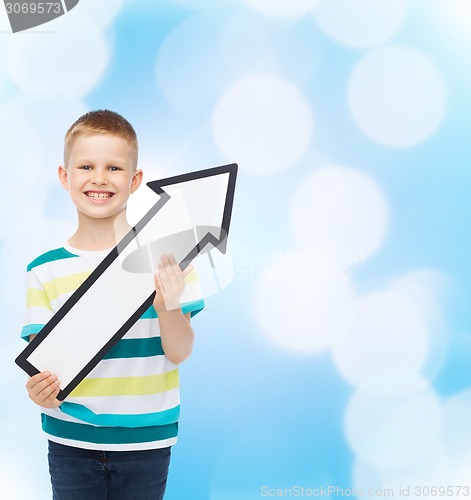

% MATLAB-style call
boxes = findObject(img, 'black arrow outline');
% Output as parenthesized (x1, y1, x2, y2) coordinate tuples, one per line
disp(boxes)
(15, 163, 238, 400)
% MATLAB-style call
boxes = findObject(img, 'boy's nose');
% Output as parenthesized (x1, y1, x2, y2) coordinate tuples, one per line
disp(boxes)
(91, 172, 108, 184)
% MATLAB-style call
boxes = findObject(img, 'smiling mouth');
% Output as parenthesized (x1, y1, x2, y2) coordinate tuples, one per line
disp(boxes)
(85, 191, 115, 200)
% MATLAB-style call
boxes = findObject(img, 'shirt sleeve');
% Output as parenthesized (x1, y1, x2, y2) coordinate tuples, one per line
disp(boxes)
(21, 268, 54, 341)
(180, 267, 205, 317)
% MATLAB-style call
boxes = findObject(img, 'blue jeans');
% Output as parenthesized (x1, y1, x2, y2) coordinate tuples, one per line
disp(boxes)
(48, 440, 171, 500)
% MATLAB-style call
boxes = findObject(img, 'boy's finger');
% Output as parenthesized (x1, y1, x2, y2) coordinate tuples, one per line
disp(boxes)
(45, 384, 61, 403)
(159, 254, 173, 268)
(165, 254, 178, 266)
(161, 254, 180, 283)
(40, 380, 60, 403)
(158, 267, 172, 291)
(27, 372, 57, 392)
(27, 371, 51, 388)
(156, 256, 176, 288)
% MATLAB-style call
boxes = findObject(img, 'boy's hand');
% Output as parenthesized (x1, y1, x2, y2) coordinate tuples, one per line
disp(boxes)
(153, 254, 193, 314)
(26, 371, 62, 408)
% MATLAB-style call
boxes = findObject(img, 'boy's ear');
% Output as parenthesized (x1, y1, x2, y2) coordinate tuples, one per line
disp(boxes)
(58, 165, 69, 191)
(131, 168, 143, 194)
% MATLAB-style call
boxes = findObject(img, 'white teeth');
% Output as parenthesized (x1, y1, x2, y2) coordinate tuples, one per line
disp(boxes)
(87, 192, 111, 199)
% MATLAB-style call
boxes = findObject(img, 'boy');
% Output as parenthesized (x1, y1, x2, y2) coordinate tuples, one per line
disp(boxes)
(22, 110, 203, 500)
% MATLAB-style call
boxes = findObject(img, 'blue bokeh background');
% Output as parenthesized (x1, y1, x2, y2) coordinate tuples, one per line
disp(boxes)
(1, 0, 471, 498)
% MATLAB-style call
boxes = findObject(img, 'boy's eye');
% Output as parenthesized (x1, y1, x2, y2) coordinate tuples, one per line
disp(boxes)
(80, 165, 92, 170)
(108, 166, 122, 171)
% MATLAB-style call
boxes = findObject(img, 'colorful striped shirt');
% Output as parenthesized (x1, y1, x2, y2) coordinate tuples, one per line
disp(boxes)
(21, 243, 204, 451)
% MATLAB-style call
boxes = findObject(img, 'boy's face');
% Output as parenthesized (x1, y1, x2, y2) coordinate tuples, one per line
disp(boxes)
(58, 134, 142, 222)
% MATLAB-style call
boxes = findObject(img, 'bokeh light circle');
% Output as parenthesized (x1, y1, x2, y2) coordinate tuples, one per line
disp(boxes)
(290, 166, 388, 264)
(345, 387, 441, 469)
(255, 250, 354, 354)
(312, 0, 408, 48)
(332, 290, 429, 389)
(353, 453, 451, 500)
(7, 13, 110, 96)
(390, 270, 450, 380)
(213, 74, 313, 174)
(348, 46, 447, 147)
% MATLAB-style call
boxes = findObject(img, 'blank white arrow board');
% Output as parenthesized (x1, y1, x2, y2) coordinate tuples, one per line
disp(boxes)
(16, 164, 237, 399)
(27, 190, 194, 389)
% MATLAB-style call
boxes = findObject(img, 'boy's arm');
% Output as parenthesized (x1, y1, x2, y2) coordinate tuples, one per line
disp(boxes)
(157, 310, 194, 364)
(153, 254, 195, 365)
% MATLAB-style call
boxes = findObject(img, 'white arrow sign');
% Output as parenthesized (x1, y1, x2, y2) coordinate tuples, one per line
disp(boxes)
(16, 163, 238, 399)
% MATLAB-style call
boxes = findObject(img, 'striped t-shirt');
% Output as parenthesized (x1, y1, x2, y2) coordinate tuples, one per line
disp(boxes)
(21, 243, 204, 451)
